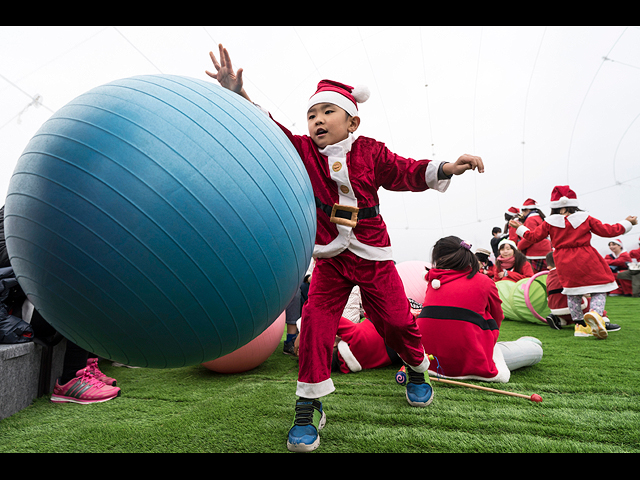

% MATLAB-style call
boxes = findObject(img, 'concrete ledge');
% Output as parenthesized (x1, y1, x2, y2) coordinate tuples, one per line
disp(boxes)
(0, 339, 67, 420)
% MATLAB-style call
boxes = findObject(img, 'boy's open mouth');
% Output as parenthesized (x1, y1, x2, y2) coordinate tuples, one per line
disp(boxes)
(316, 128, 327, 136)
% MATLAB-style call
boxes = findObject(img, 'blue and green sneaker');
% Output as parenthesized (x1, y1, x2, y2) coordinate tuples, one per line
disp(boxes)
(287, 398, 326, 452)
(404, 363, 434, 407)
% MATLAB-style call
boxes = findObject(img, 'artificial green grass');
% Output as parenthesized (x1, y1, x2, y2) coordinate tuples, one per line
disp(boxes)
(1, 296, 639, 453)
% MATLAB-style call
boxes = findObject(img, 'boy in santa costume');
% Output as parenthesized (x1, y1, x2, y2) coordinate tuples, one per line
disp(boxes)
(206, 44, 484, 452)
(510, 185, 636, 340)
(515, 198, 552, 273)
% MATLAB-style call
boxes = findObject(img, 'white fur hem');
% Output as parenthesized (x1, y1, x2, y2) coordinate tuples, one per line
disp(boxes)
(562, 281, 619, 296)
(296, 378, 335, 399)
(403, 351, 430, 373)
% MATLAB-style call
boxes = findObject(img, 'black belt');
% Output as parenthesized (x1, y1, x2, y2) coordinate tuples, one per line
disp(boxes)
(315, 196, 380, 228)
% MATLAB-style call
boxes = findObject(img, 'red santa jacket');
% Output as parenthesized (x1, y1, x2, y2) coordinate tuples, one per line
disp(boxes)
(271, 118, 450, 261)
(516, 212, 632, 295)
(417, 267, 508, 382)
(515, 213, 551, 259)
(605, 250, 632, 271)
(630, 248, 640, 261)
(334, 317, 398, 373)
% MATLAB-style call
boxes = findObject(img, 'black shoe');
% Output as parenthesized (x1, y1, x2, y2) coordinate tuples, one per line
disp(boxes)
(283, 336, 297, 356)
(546, 314, 562, 330)
(606, 322, 621, 332)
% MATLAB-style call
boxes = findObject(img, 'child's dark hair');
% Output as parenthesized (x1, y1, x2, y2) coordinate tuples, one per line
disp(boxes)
(431, 235, 479, 279)
(550, 206, 582, 215)
(522, 207, 546, 221)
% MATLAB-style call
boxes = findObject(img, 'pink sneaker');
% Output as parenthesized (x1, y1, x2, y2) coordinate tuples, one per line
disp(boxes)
(51, 368, 121, 404)
(86, 357, 117, 386)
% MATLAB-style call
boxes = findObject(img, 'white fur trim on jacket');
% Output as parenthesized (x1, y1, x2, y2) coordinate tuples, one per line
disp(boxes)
(337, 340, 362, 372)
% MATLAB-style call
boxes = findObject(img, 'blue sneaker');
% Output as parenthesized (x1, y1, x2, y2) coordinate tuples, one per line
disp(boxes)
(404, 363, 434, 407)
(287, 398, 326, 452)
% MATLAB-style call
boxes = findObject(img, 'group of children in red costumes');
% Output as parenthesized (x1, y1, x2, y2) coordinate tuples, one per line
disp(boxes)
(206, 44, 637, 453)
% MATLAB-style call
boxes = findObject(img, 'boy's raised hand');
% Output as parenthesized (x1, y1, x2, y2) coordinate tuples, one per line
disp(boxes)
(206, 44, 251, 101)
(442, 154, 485, 176)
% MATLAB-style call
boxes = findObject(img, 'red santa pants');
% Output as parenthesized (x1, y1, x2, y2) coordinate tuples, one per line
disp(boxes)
(296, 249, 428, 399)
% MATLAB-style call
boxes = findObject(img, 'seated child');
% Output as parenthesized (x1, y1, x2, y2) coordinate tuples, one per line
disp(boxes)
(604, 239, 633, 295)
(489, 239, 533, 283)
(474, 247, 493, 277)
(418, 236, 542, 383)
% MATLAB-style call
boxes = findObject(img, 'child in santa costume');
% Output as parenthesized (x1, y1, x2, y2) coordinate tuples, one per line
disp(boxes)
(616, 236, 640, 297)
(332, 316, 402, 374)
(511, 185, 637, 340)
(604, 238, 633, 295)
(489, 238, 533, 283)
(417, 236, 542, 383)
(206, 44, 484, 452)
(514, 198, 552, 273)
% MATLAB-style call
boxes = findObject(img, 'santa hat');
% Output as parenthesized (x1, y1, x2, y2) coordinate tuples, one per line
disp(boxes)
(610, 238, 623, 248)
(506, 206, 519, 216)
(307, 79, 370, 117)
(498, 238, 518, 251)
(521, 198, 539, 210)
(549, 185, 579, 209)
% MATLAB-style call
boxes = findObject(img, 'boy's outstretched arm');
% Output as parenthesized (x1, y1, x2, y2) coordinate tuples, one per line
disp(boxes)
(206, 44, 252, 102)
(442, 154, 484, 176)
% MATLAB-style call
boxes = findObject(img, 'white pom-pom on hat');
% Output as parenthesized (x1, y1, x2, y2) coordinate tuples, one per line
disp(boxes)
(431, 279, 441, 289)
(352, 84, 370, 104)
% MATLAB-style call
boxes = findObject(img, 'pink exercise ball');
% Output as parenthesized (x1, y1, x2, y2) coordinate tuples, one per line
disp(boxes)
(395, 260, 430, 303)
(202, 311, 286, 374)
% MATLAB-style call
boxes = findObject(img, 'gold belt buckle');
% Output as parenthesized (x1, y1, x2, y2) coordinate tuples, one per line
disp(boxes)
(330, 204, 359, 228)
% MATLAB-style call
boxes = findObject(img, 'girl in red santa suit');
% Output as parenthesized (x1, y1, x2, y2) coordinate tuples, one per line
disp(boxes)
(511, 185, 637, 340)
(515, 198, 552, 273)
(489, 238, 533, 283)
(206, 44, 485, 452)
(417, 236, 543, 383)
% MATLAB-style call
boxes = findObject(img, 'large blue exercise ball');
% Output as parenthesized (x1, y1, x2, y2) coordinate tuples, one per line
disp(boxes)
(4, 75, 316, 368)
